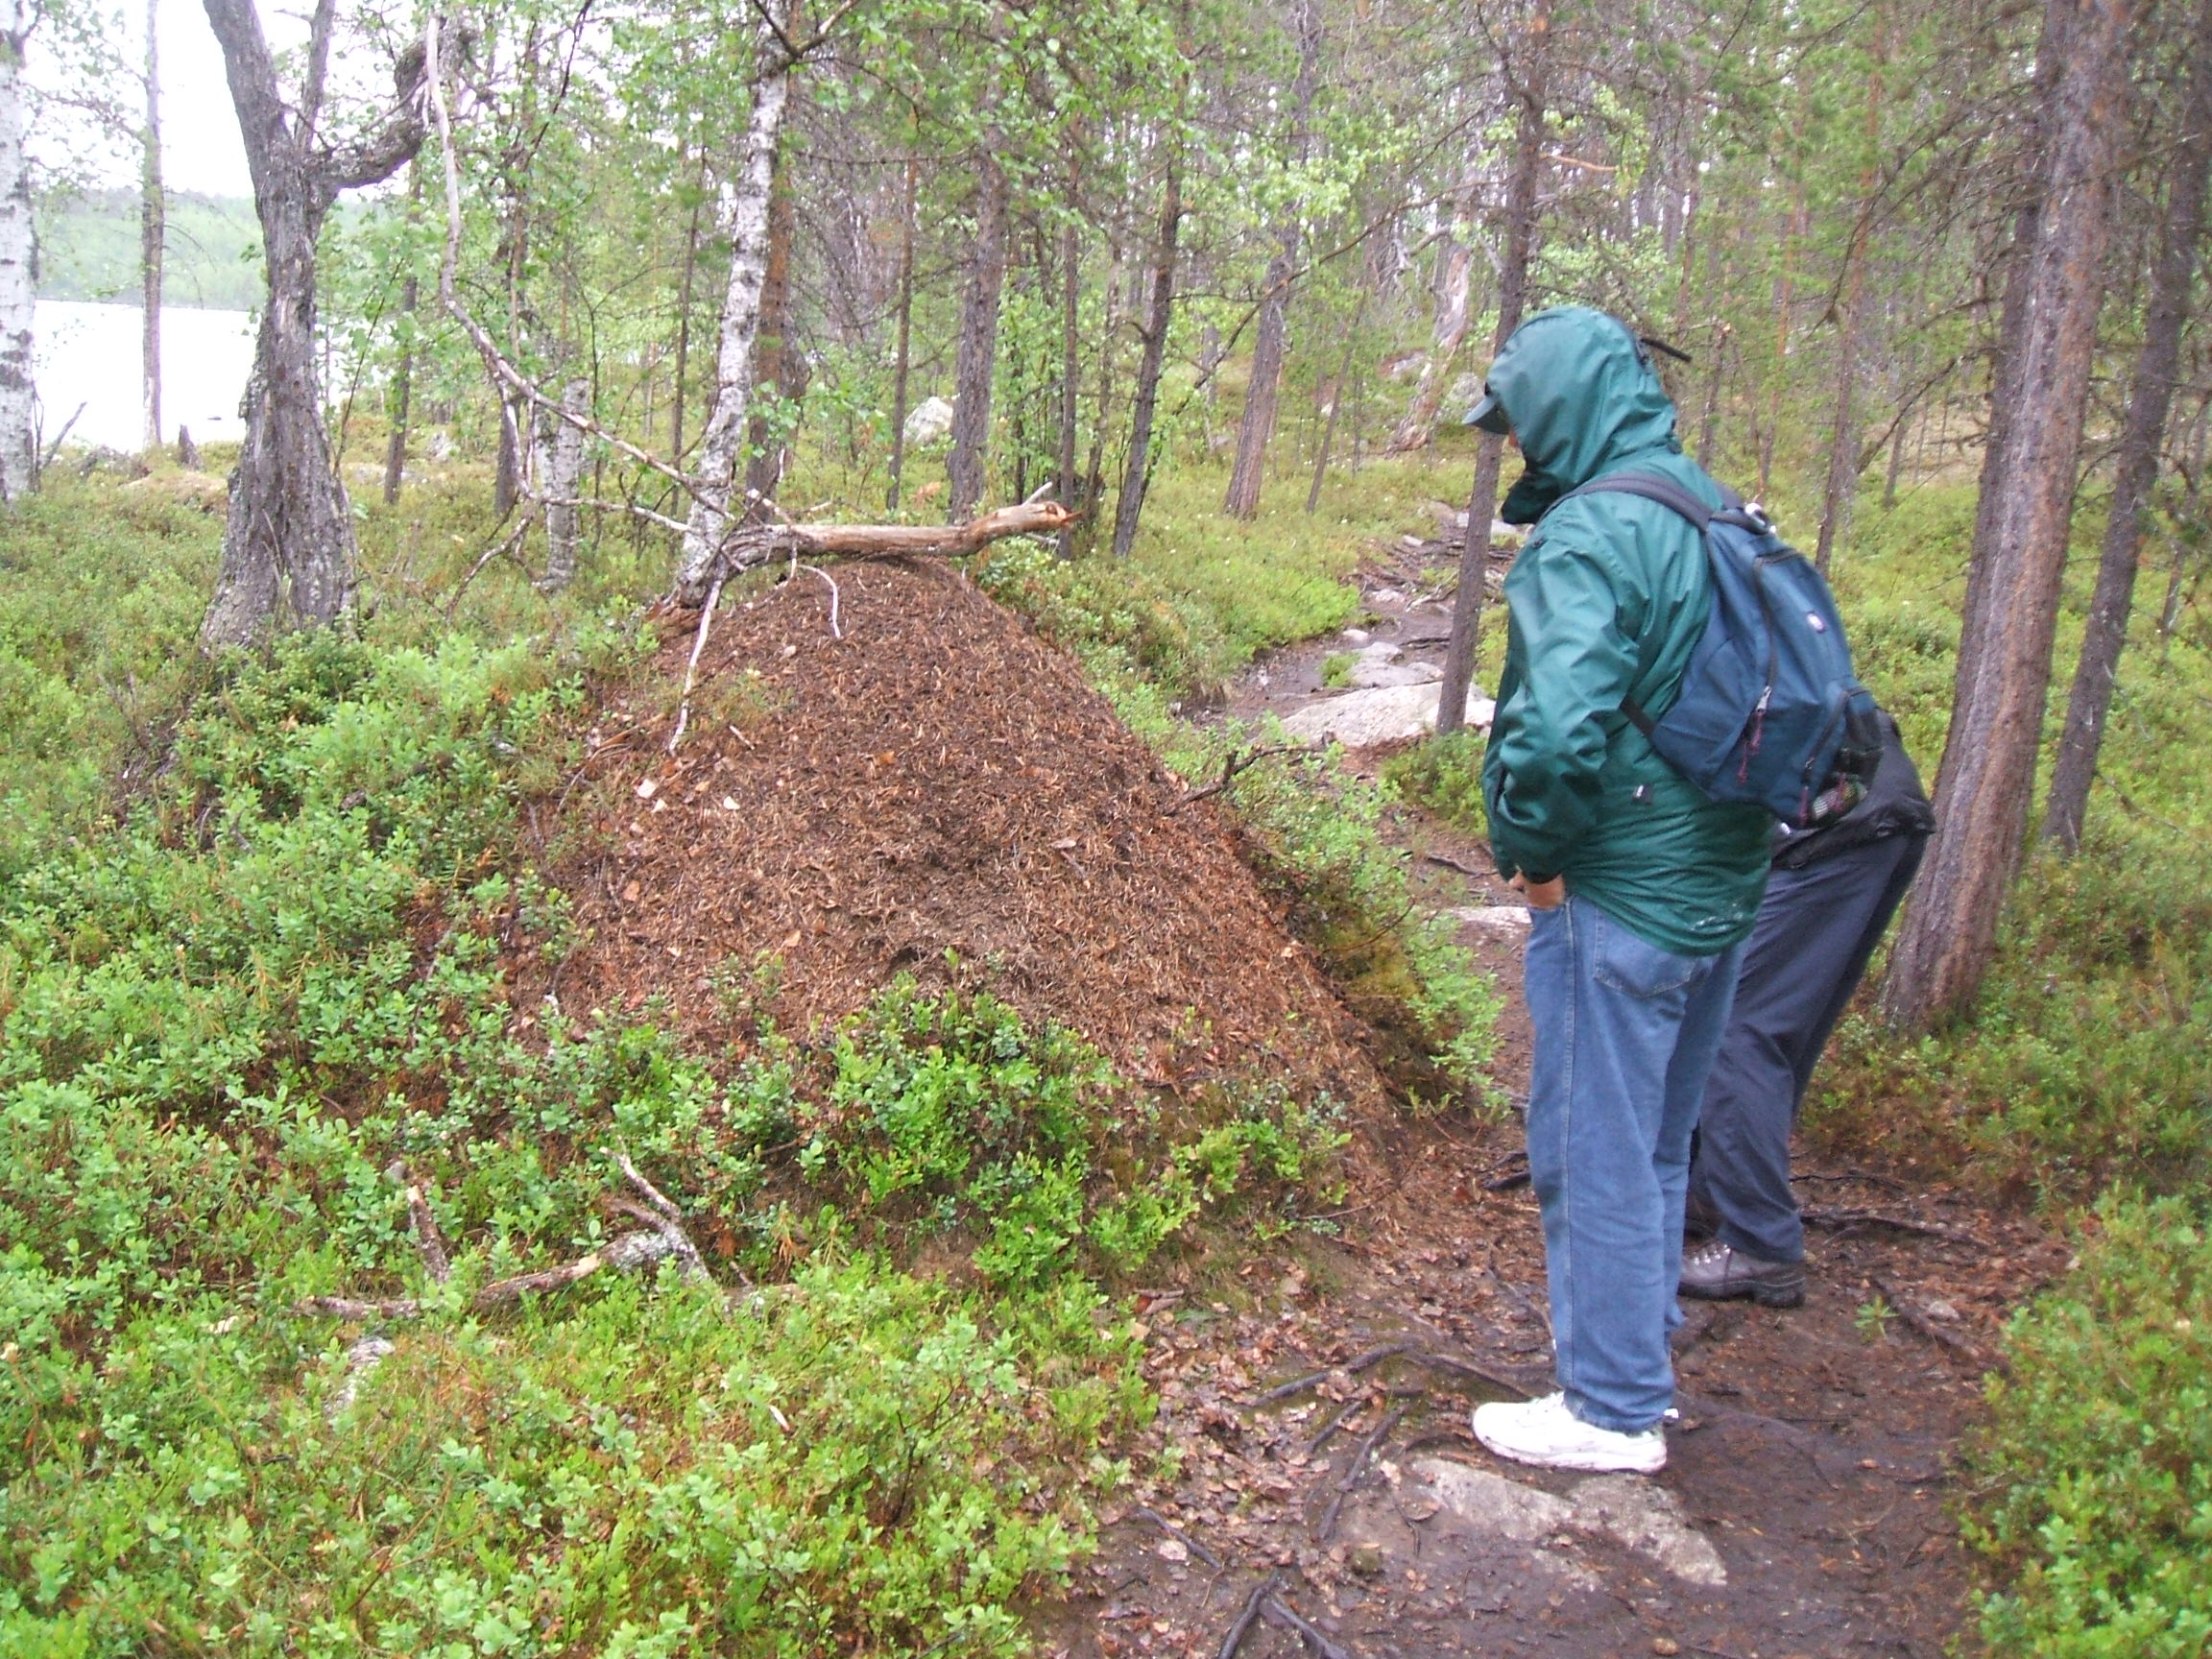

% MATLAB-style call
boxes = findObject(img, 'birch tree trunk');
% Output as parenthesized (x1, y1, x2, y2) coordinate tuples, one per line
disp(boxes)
(140, 0, 164, 452)
(946, 149, 1009, 521)
(1882, 0, 2132, 1031)
(2040, 0, 2212, 852)
(675, 0, 793, 601)
(1383, 238, 1473, 454)
(198, 0, 426, 649)
(540, 376, 589, 591)
(1434, 0, 1551, 736)
(1111, 154, 1183, 559)
(0, 11, 37, 501)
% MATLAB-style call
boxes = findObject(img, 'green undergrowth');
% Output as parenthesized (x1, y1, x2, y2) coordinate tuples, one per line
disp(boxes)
(1967, 1196, 2212, 1656)
(0, 623, 1363, 1653)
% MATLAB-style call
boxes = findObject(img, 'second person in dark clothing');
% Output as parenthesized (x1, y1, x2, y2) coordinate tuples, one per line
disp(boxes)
(1680, 711, 1936, 1306)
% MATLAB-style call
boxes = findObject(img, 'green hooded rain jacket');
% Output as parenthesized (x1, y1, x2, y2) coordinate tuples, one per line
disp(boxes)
(1479, 306, 1772, 955)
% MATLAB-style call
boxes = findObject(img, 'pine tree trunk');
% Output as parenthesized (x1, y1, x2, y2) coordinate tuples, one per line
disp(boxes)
(1223, 249, 1292, 517)
(947, 149, 1009, 521)
(1435, 0, 1551, 736)
(886, 155, 916, 513)
(1111, 155, 1183, 559)
(1814, 253, 1870, 573)
(2041, 0, 2212, 852)
(140, 0, 164, 453)
(1882, 0, 2132, 1031)
(0, 20, 36, 501)
(744, 137, 797, 513)
(1224, 0, 1321, 517)
(671, 162, 706, 460)
(676, 1, 794, 600)
(1056, 216, 1079, 555)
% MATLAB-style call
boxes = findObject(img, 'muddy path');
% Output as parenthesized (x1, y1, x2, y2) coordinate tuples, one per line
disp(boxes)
(1045, 532, 2061, 1659)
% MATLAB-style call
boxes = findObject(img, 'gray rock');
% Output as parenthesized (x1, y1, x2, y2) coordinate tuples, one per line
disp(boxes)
(1281, 684, 1496, 748)
(1408, 1459, 1729, 1588)
(903, 395, 955, 447)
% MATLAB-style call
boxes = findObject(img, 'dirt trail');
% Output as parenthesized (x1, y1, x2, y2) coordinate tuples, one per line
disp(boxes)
(1048, 534, 2061, 1659)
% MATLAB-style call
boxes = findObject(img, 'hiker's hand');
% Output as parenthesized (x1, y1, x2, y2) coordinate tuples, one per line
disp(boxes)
(1512, 874, 1565, 910)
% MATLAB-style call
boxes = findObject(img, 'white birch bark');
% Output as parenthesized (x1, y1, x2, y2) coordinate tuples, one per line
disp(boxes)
(0, 10, 38, 500)
(541, 376, 589, 590)
(675, 2, 794, 600)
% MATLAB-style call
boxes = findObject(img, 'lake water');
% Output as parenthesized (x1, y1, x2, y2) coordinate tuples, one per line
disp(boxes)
(34, 300, 256, 454)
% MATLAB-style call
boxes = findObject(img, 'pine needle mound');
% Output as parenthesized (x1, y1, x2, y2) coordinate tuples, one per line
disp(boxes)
(529, 558, 1384, 1106)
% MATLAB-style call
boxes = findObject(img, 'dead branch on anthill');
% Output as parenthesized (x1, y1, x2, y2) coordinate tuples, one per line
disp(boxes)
(294, 1231, 677, 1323)
(703, 498, 1075, 583)
(295, 1154, 714, 1323)
(1176, 741, 1321, 808)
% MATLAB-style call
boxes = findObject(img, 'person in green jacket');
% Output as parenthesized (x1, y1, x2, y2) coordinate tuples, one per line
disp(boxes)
(1465, 307, 1773, 1474)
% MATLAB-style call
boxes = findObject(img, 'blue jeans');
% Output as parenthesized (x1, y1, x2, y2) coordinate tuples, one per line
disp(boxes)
(1524, 896, 1747, 1432)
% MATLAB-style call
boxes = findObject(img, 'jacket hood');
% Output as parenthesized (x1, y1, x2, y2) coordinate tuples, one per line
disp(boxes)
(1484, 306, 1686, 523)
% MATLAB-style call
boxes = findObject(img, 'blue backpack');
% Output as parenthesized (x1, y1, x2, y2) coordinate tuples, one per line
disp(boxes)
(1561, 471, 1883, 828)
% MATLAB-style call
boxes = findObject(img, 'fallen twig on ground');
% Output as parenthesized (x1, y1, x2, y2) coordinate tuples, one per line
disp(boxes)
(667, 574, 727, 754)
(1216, 1575, 1278, 1659)
(1803, 1208, 1979, 1245)
(1133, 1506, 1224, 1570)
(1404, 1349, 1539, 1398)
(1318, 1404, 1407, 1541)
(1423, 851, 1496, 878)
(1262, 1591, 1356, 1659)
(294, 1231, 678, 1323)
(1870, 1275, 1991, 1368)
(1255, 1340, 1414, 1405)
(613, 1151, 712, 1281)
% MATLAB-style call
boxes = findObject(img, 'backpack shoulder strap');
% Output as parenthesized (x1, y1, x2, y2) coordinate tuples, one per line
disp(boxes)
(1558, 469, 1738, 528)
(1550, 469, 1745, 738)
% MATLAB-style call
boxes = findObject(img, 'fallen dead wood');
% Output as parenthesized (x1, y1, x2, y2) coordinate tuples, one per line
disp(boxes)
(299, 1153, 712, 1323)
(710, 499, 1074, 576)
(296, 1231, 677, 1321)
(1175, 741, 1321, 808)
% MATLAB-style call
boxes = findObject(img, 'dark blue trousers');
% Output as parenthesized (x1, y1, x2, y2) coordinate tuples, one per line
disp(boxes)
(1687, 830, 1927, 1263)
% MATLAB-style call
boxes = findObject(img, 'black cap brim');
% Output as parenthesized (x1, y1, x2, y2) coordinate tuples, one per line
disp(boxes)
(1462, 390, 1511, 434)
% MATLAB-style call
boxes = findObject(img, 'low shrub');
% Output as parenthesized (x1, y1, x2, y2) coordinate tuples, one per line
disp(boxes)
(1967, 1195, 2212, 1656)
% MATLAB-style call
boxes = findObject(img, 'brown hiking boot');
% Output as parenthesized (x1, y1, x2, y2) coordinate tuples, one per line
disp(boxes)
(1679, 1238, 1806, 1309)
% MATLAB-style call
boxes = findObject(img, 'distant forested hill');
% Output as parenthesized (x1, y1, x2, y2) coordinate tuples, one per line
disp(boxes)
(36, 189, 262, 310)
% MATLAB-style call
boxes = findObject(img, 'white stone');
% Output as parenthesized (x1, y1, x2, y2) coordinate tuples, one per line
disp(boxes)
(1447, 905, 1531, 935)
(1412, 1459, 1575, 1543)
(903, 395, 955, 447)
(1280, 685, 1496, 748)
(1339, 627, 1372, 646)
(1568, 1476, 1729, 1588)
(1410, 1458, 1728, 1588)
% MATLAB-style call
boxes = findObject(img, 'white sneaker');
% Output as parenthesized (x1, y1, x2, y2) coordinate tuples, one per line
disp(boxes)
(1472, 1391, 1667, 1474)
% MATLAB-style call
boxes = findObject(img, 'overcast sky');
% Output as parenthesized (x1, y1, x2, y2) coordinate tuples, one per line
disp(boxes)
(31, 0, 338, 200)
